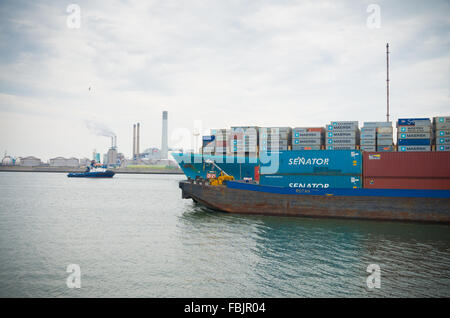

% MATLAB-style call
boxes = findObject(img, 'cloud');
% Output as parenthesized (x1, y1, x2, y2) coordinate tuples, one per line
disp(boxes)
(0, 0, 449, 160)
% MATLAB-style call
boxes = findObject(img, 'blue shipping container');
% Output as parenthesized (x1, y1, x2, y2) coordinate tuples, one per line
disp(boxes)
(397, 118, 430, 126)
(259, 150, 362, 175)
(397, 139, 431, 146)
(259, 174, 362, 189)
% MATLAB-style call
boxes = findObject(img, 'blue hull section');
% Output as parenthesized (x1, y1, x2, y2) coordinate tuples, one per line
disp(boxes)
(67, 171, 115, 178)
(226, 181, 450, 199)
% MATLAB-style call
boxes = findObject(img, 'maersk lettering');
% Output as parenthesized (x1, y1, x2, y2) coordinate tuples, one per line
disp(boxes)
(289, 183, 330, 188)
(288, 157, 330, 166)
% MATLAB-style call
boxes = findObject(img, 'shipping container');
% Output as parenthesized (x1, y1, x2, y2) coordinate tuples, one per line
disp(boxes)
(293, 127, 324, 133)
(361, 133, 376, 139)
(360, 145, 376, 152)
(326, 138, 357, 145)
(397, 118, 431, 126)
(377, 133, 394, 139)
(260, 139, 289, 146)
(361, 127, 376, 133)
(436, 137, 450, 145)
(398, 145, 431, 152)
(363, 122, 393, 128)
(292, 138, 322, 145)
(397, 139, 431, 146)
(360, 139, 376, 145)
(363, 177, 450, 190)
(398, 132, 431, 139)
(376, 145, 395, 152)
(436, 130, 450, 137)
(293, 132, 322, 138)
(327, 145, 357, 150)
(260, 174, 362, 189)
(437, 145, 450, 151)
(327, 125, 359, 131)
(433, 117, 450, 130)
(377, 127, 394, 133)
(327, 131, 357, 138)
(377, 139, 393, 146)
(259, 150, 362, 175)
(363, 151, 450, 178)
(291, 145, 322, 150)
(398, 126, 432, 133)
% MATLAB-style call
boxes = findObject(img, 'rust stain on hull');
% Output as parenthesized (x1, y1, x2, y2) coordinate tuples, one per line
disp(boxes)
(179, 181, 450, 223)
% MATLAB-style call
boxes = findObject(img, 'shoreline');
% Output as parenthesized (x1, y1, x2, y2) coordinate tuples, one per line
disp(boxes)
(0, 166, 184, 175)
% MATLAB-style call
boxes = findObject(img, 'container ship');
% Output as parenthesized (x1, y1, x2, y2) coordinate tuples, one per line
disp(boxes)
(174, 118, 450, 223)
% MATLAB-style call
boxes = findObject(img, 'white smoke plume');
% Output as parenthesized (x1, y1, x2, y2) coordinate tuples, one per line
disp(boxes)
(85, 120, 116, 137)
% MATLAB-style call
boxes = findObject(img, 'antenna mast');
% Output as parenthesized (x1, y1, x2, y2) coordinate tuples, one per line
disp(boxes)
(386, 43, 390, 122)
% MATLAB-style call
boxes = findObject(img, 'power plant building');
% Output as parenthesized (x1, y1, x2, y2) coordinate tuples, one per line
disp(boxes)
(49, 157, 79, 167)
(20, 156, 42, 166)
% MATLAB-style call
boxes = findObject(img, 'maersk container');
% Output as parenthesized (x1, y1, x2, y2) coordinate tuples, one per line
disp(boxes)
(291, 145, 322, 150)
(327, 125, 358, 131)
(259, 174, 362, 189)
(436, 130, 450, 137)
(436, 137, 450, 145)
(363, 151, 450, 178)
(398, 139, 431, 146)
(327, 145, 356, 150)
(398, 126, 432, 133)
(259, 150, 362, 175)
(397, 118, 431, 126)
(398, 132, 431, 139)
(292, 138, 322, 145)
(260, 145, 288, 151)
(433, 117, 450, 130)
(398, 145, 431, 152)
(360, 139, 376, 146)
(293, 132, 322, 138)
(437, 145, 450, 151)
(260, 139, 289, 146)
(327, 131, 356, 138)
(326, 138, 356, 145)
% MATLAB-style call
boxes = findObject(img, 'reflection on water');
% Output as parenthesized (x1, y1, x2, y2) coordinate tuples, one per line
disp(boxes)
(0, 172, 449, 297)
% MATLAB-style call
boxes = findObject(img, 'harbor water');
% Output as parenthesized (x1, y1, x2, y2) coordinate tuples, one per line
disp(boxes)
(0, 172, 449, 297)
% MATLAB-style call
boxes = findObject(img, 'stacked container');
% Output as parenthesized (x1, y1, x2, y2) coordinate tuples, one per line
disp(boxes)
(210, 129, 229, 155)
(363, 151, 450, 189)
(360, 122, 394, 152)
(259, 127, 292, 152)
(202, 135, 216, 154)
(433, 117, 450, 151)
(397, 118, 432, 152)
(229, 126, 259, 157)
(259, 150, 363, 189)
(325, 121, 360, 150)
(291, 127, 324, 150)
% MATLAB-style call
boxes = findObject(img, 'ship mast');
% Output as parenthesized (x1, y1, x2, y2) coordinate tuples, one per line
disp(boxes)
(386, 43, 390, 122)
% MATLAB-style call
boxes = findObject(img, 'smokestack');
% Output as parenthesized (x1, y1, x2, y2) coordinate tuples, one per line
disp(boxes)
(137, 122, 140, 157)
(114, 136, 117, 149)
(111, 136, 114, 149)
(161, 111, 168, 159)
(133, 124, 136, 159)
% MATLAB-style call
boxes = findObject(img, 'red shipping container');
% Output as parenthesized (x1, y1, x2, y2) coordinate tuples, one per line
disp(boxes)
(363, 152, 450, 178)
(364, 177, 450, 190)
(307, 127, 324, 132)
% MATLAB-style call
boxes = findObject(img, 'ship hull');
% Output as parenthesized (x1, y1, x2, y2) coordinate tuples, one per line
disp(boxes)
(179, 181, 450, 223)
(67, 170, 115, 178)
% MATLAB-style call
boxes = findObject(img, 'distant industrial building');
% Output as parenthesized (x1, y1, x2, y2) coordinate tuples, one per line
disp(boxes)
(1, 155, 14, 166)
(20, 156, 42, 166)
(49, 157, 79, 167)
(161, 111, 168, 159)
(79, 158, 91, 166)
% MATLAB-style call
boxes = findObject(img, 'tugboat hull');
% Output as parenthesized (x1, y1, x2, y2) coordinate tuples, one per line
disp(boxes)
(67, 171, 115, 178)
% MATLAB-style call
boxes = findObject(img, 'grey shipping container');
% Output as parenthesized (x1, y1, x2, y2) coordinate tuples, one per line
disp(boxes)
(292, 138, 322, 145)
(398, 145, 431, 152)
(436, 130, 450, 137)
(326, 145, 356, 150)
(363, 122, 393, 128)
(360, 139, 376, 146)
(361, 127, 377, 133)
(433, 117, 450, 130)
(326, 138, 356, 145)
(436, 137, 450, 145)
(377, 139, 394, 146)
(436, 145, 450, 151)
(360, 145, 376, 151)
(292, 145, 322, 150)
(398, 126, 432, 133)
(377, 133, 394, 139)
(361, 133, 376, 139)
(398, 132, 431, 139)
(293, 132, 322, 138)
(377, 127, 394, 133)
(327, 131, 357, 138)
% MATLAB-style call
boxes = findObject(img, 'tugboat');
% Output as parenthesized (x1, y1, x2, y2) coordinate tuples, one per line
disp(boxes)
(68, 160, 115, 178)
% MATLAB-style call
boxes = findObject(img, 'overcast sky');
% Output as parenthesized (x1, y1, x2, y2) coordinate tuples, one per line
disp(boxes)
(0, 0, 449, 160)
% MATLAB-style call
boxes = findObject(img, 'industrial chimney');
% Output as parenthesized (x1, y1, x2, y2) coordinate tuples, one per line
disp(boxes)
(161, 111, 168, 159)
(133, 124, 136, 159)
(137, 122, 140, 158)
